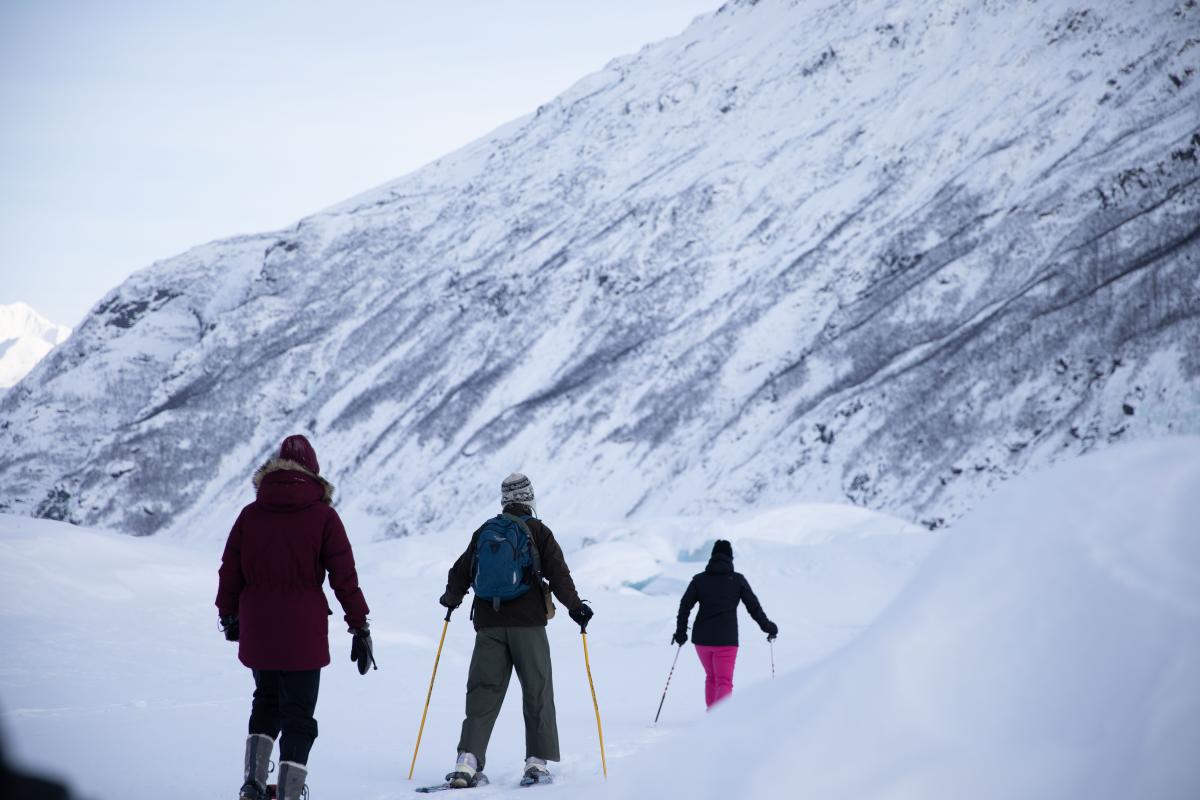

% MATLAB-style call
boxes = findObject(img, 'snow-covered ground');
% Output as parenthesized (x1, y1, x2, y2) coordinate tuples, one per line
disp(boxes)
(2, 438, 1196, 798)
(0, 491, 931, 797)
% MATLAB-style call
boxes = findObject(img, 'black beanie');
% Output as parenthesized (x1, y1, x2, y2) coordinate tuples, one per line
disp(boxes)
(712, 539, 733, 558)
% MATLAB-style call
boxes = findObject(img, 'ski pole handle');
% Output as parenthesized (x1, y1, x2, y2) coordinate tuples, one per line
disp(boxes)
(570, 602, 594, 634)
(365, 634, 379, 670)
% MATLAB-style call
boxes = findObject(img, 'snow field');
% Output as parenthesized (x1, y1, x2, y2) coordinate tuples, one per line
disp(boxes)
(0, 497, 934, 798)
(2, 439, 1196, 797)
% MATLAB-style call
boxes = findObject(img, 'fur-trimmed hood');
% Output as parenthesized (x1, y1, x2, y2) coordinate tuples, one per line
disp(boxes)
(253, 457, 334, 504)
(220, 455, 368, 671)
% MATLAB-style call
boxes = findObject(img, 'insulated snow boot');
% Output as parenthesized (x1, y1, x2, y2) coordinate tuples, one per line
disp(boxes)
(239, 733, 274, 800)
(448, 752, 479, 789)
(520, 756, 551, 786)
(276, 760, 308, 800)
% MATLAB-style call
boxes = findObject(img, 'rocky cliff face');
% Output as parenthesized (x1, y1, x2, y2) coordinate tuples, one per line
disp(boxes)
(1, 0, 1197, 537)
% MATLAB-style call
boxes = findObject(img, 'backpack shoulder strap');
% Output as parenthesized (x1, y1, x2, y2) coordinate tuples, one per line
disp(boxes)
(501, 513, 542, 578)
(502, 513, 552, 617)
(468, 519, 493, 577)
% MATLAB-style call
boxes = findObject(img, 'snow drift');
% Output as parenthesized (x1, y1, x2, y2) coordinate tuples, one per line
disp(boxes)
(581, 437, 1200, 800)
(0, 0, 1196, 538)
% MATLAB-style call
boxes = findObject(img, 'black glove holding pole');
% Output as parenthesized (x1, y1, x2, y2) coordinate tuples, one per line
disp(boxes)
(764, 620, 779, 642)
(349, 623, 377, 674)
(569, 602, 594, 633)
(672, 628, 687, 646)
(438, 591, 461, 610)
(219, 615, 239, 642)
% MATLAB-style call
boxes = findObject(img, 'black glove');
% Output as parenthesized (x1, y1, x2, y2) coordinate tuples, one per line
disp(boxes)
(569, 603, 594, 632)
(672, 629, 687, 646)
(439, 591, 461, 610)
(349, 625, 376, 674)
(764, 621, 779, 642)
(219, 615, 239, 642)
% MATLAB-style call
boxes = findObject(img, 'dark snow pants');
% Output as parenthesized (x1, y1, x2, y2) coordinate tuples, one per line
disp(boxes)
(457, 626, 559, 770)
(249, 669, 320, 764)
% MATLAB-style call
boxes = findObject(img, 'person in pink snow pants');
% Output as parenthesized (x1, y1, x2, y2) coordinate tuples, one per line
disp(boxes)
(674, 539, 777, 708)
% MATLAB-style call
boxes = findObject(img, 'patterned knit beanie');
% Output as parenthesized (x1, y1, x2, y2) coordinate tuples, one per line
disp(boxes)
(501, 472, 535, 512)
(279, 434, 320, 475)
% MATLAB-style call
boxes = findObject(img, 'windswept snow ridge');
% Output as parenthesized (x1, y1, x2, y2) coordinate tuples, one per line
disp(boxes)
(0, 0, 1197, 536)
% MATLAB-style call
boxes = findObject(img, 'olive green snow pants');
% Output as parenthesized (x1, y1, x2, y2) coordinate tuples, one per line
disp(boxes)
(457, 626, 559, 769)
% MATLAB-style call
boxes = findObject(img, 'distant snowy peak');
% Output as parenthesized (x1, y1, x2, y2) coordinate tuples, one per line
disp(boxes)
(0, 302, 69, 344)
(0, 303, 71, 389)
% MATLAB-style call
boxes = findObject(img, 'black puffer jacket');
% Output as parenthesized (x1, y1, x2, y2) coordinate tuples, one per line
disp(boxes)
(676, 553, 773, 647)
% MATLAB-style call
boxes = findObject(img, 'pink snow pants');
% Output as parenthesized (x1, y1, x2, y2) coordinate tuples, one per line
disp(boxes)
(694, 645, 738, 708)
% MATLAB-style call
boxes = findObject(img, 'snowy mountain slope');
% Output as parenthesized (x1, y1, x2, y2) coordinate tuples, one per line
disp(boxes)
(0, 303, 70, 389)
(0, 0, 1197, 536)
(571, 437, 1200, 800)
(0, 502, 936, 799)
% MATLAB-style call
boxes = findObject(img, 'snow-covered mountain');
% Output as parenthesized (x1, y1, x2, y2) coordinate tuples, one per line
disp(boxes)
(0, 302, 71, 390)
(0, 0, 1197, 537)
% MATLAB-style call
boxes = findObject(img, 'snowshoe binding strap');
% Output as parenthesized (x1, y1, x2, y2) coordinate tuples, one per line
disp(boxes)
(446, 770, 488, 789)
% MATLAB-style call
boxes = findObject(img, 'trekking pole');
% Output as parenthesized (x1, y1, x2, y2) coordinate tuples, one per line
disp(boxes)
(769, 637, 776, 679)
(579, 622, 608, 779)
(654, 644, 683, 725)
(408, 607, 452, 780)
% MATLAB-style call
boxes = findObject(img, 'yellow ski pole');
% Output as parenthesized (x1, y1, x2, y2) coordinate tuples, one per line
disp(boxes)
(580, 625, 608, 779)
(409, 607, 453, 780)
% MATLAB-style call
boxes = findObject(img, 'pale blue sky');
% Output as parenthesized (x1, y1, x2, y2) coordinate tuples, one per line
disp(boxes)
(0, 0, 718, 326)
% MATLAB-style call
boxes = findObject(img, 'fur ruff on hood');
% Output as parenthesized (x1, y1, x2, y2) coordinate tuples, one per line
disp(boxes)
(252, 457, 335, 503)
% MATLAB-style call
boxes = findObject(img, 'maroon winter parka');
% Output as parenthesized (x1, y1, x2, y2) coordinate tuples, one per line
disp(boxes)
(215, 458, 369, 671)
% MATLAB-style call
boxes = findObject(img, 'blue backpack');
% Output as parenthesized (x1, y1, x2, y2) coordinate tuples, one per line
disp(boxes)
(472, 514, 543, 610)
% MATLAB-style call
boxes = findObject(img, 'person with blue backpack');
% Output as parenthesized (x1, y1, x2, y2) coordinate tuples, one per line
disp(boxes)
(437, 473, 592, 788)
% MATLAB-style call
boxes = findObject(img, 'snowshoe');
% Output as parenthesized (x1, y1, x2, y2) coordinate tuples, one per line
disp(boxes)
(415, 772, 489, 792)
(519, 758, 552, 787)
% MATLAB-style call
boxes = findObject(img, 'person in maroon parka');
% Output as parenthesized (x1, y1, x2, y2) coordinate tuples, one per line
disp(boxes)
(216, 435, 372, 800)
